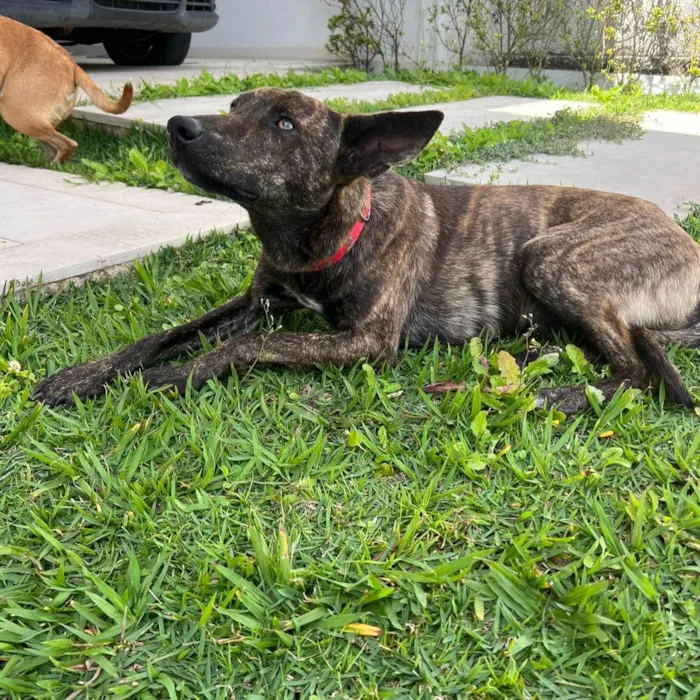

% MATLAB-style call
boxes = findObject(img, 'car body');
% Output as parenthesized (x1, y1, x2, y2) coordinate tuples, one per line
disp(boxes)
(0, 0, 219, 65)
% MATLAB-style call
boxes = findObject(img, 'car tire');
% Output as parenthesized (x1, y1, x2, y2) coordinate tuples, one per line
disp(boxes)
(104, 33, 192, 66)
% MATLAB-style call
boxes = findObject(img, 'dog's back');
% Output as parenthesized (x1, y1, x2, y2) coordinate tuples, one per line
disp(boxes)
(402, 180, 700, 345)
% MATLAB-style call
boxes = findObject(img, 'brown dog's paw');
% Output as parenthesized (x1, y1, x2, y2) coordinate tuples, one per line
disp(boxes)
(33, 363, 112, 406)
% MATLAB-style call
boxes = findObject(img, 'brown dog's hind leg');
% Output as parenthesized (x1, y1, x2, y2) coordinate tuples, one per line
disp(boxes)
(520, 216, 699, 413)
(0, 80, 78, 162)
(0, 108, 77, 163)
(26, 124, 78, 164)
(534, 311, 651, 414)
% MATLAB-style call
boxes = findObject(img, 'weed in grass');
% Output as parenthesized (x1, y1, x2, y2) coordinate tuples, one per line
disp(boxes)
(0, 210, 699, 698)
(397, 109, 641, 179)
(135, 67, 372, 102)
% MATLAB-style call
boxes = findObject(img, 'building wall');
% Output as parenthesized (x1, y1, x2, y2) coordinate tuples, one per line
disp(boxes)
(190, 0, 337, 59)
(190, 0, 476, 67)
(192, 0, 698, 73)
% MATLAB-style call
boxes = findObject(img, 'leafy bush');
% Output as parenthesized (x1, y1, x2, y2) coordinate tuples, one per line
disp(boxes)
(427, 0, 475, 70)
(326, 0, 382, 70)
(469, 0, 566, 75)
(325, 0, 407, 71)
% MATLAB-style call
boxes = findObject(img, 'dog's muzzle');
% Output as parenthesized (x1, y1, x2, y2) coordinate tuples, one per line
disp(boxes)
(168, 116, 204, 144)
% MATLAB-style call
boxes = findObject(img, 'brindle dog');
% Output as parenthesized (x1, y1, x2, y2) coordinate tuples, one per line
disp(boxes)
(34, 88, 700, 413)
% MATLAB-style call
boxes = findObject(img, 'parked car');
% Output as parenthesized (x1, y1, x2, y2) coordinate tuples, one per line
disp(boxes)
(0, 0, 218, 66)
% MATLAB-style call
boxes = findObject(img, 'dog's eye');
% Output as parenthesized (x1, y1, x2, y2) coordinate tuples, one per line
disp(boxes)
(278, 118, 294, 130)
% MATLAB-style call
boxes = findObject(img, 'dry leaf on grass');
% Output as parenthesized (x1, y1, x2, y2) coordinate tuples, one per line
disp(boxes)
(423, 381, 466, 394)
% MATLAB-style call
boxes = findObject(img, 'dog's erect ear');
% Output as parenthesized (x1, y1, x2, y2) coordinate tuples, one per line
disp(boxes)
(337, 110, 444, 179)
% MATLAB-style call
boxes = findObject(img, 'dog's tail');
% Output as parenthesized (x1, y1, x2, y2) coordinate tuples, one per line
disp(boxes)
(75, 67, 133, 115)
(646, 321, 700, 348)
(632, 327, 695, 407)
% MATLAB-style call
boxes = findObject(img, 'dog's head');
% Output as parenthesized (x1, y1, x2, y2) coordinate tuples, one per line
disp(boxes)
(167, 88, 443, 218)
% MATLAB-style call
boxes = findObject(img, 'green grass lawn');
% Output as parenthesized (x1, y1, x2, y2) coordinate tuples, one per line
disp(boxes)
(1, 206, 699, 697)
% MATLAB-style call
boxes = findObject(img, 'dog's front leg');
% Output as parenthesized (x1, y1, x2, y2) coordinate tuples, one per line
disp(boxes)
(34, 293, 266, 405)
(141, 329, 394, 394)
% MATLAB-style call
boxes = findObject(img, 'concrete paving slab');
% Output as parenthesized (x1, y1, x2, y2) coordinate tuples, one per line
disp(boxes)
(75, 55, 340, 93)
(0, 164, 249, 290)
(489, 99, 592, 118)
(424, 130, 700, 218)
(641, 110, 700, 136)
(399, 96, 590, 134)
(72, 81, 424, 131)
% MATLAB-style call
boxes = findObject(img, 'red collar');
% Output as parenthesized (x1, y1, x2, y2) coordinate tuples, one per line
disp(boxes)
(308, 185, 371, 272)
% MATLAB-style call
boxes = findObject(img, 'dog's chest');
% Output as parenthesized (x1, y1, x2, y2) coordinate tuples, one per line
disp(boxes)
(284, 285, 325, 315)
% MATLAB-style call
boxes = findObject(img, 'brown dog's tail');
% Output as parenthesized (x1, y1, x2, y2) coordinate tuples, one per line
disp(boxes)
(647, 302, 700, 348)
(75, 67, 133, 114)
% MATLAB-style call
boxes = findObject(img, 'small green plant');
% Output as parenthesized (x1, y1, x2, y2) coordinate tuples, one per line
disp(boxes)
(469, 0, 565, 74)
(427, 0, 475, 70)
(135, 67, 371, 102)
(326, 0, 382, 70)
(601, 0, 681, 90)
(397, 109, 641, 178)
(325, 0, 408, 71)
(676, 1, 700, 88)
(519, 0, 567, 78)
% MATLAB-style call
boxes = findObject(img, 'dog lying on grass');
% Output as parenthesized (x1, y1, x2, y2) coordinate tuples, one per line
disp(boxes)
(34, 88, 700, 413)
(0, 15, 132, 163)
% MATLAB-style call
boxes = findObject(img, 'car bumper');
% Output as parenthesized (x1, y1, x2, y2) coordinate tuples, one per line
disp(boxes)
(0, 0, 218, 33)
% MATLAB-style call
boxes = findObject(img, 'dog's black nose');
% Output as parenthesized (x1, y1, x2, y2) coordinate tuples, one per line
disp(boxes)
(168, 116, 203, 143)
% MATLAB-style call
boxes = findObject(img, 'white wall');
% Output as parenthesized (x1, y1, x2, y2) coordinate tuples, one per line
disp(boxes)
(191, 0, 337, 59)
(190, 0, 466, 66)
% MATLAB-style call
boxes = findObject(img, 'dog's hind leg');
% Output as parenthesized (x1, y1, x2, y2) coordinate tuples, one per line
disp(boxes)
(0, 105, 77, 163)
(25, 123, 77, 164)
(0, 77, 78, 162)
(520, 220, 698, 413)
(532, 309, 655, 414)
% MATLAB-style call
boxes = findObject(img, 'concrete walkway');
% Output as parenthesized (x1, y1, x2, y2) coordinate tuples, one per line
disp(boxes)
(73, 86, 589, 133)
(425, 110, 700, 217)
(0, 164, 248, 290)
(75, 54, 341, 93)
(72, 81, 426, 131)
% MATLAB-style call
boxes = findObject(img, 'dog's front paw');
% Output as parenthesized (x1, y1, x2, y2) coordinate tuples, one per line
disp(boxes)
(141, 366, 192, 394)
(33, 362, 115, 406)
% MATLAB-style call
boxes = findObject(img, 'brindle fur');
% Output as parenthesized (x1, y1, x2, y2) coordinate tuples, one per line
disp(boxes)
(34, 88, 700, 413)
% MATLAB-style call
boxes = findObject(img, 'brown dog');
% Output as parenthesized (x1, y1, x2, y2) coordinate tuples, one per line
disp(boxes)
(34, 88, 700, 413)
(0, 15, 132, 163)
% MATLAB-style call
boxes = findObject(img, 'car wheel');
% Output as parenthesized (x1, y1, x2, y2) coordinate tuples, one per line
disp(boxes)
(104, 33, 192, 66)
